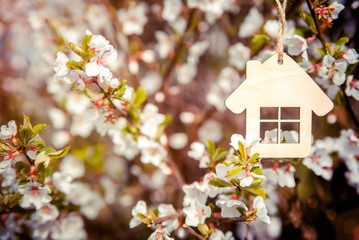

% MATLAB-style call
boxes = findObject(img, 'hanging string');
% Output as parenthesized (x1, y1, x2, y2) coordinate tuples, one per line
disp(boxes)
(275, 0, 287, 64)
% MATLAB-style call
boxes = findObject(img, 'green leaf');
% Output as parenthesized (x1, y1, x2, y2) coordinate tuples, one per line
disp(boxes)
(213, 148, 228, 162)
(136, 213, 147, 221)
(47, 146, 70, 159)
(66, 60, 85, 70)
(28, 140, 46, 148)
(250, 166, 263, 176)
(198, 224, 210, 238)
(132, 87, 147, 107)
(0, 140, 16, 153)
(156, 114, 172, 139)
(32, 124, 49, 138)
(251, 34, 270, 53)
(248, 153, 260, 164)
(81, 34, 92, 52)
(317, 47, 327, 57)
(22, 114, 32, 129)
(226, 166, 243, 178)
(238, 142, 246, 160)
(336, 37, 349, 48)
(250, 178, 264, 188)
(66, 41, 86, 58)
(333, 37, 349, 57)
(18, 127, 34, 146)
(149, 209, 159, 219)
(205, 140, 215, 157)
(209, 178, 232, 188)
(244, 187, 267, 199)
(113, 80, 127, 98)
(72, 144, 104, 171)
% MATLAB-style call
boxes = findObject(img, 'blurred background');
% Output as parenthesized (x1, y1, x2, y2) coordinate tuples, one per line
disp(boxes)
(0, 0, 359, 239)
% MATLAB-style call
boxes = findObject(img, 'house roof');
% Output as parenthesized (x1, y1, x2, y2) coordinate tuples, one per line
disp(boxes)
(225, 53, 333, 116)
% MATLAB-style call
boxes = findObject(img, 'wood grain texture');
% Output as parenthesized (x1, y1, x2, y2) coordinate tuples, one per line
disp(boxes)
(226, 53, 333, 158)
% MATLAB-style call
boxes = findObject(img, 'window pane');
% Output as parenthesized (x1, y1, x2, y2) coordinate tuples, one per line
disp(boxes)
(281, 107, 300, 119)
(280, 122, 300, 143)
(260, 107, 278, 120)
(260, 122, 278, 144)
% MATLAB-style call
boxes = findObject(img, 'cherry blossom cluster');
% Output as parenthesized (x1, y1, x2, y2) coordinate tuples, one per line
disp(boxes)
(0, 116, 103, 239)
(304, 129, 359, 193)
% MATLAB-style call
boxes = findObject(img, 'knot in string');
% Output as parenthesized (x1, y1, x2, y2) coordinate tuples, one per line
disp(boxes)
(275, 0, 287, 64)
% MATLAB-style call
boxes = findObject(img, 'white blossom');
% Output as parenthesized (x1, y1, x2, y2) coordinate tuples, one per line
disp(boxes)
(209, 229, 235, 240)
(18, 182, 52, 210)
(117, 3, 148, 35)
(198, 120, 223, 143)
(253, 196, 271, 224)
(228, 43, 251, 70)
(283, 35, 308, 56)
(51, 214, 87, 240)
(345, 75, 359, 100)
(188, 142, 210, 168)
(230, 134, 261, 151)
(158, 204, 179, 233)
(59, 155, 85, 179)
(303, 148, 333, 180)
(238, 8, 264, 38)
(148, 228, 174, 240)
(0, 120, 17, 140)
(318, 54, 347, 85)
(216, 199, 248, 218)
(129, 200, 147, 228)
(162, 0, 182, 23)
(183, 182, 208, 206)
(183, 200, 211, 227)
(30, 204, 59, 223)
(137, 136, 167, 166)
(344, 48, 359, 64)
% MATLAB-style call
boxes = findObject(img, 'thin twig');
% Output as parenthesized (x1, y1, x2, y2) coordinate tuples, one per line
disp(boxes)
(161, 9, 198, 89)
(305, 0, 359, 130)
(166, 155, 186, 188)
(152, 210, 183, 224)
(93, 80, 127, 116)
(207, 216, 253, 223)
(183, 224, 206, 240)
(305, 0, 328, 52)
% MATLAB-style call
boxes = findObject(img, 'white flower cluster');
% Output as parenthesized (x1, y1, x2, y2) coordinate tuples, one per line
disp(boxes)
(303, 129, 359, 191)
(0, 121, 104, 239)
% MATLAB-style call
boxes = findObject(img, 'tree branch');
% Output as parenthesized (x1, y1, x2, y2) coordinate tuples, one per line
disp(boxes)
(207, 216, 254, 223)
(152, 210, 182, 224)
(305, 0, 359, 130)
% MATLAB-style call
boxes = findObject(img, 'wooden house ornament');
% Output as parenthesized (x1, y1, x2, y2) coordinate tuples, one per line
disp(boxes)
(225, 53, 333, 158)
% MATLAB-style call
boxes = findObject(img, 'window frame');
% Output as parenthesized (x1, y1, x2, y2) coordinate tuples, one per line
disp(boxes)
(259, 107, 300, 144)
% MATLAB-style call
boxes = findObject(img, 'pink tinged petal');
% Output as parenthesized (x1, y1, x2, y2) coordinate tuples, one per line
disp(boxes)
(0, 160, 11, 173)
(85, 61, 101, 76)
(323, 55, 335, 67)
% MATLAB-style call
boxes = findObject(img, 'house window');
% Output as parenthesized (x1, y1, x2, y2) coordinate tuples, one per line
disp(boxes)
(260, 107, 300, 144)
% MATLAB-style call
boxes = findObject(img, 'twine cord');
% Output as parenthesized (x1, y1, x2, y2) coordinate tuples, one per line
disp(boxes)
(275, 0, 287, 63)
